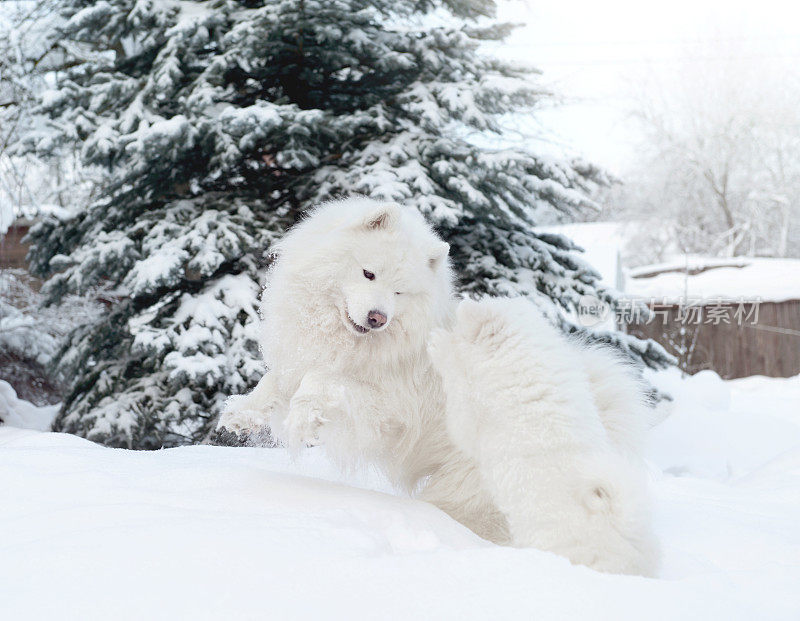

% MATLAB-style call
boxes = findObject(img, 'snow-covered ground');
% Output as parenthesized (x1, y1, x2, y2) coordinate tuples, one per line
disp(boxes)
(2, 370, 799, 620)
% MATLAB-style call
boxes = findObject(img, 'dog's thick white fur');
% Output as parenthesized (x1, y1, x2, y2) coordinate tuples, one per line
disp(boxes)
(219, 197, 658, 574)
(219, 197, 510, 543)
(428, 297, 659, 576)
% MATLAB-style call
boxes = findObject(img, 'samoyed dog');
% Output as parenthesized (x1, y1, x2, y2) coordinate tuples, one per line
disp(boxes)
(428, 297, 659, 576)
(219, 196, 657, 574)
(219, 196, 510, 543)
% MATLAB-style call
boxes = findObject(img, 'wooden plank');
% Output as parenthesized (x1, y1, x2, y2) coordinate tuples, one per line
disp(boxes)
(624, 300, 800, 379)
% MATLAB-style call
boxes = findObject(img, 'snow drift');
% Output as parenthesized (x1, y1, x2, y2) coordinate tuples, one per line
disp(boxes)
(1, 370, 799, 620)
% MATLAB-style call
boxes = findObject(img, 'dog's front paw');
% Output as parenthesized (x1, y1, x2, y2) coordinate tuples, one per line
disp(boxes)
(283, 393, 330, 448)
(217, 395, 267, 433)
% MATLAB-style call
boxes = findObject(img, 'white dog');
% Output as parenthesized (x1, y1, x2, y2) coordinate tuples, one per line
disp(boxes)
(428, 297, 659, 576)
(220, 197, 658, 573)
(219, 197, 510, 543)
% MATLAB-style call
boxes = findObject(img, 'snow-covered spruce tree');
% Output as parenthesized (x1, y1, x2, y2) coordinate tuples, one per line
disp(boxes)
(22, 0, 670, 448)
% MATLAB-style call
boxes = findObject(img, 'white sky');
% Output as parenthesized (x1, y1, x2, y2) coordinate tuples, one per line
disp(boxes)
(494, 0, 800, 174)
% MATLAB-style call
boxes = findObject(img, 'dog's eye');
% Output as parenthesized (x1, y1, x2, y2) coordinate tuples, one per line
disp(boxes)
(395, 292, 402, 295)
(363, 269, 375, 280)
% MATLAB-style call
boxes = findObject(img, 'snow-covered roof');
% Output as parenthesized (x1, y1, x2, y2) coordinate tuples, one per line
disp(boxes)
(626, 256, 800, 303)
(1, 204, 74, 236)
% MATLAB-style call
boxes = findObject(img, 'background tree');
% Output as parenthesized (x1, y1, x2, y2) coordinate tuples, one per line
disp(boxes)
(0, 0, 98, 232)
(20, 0, 670, 448)
(609, 42, 800, 264)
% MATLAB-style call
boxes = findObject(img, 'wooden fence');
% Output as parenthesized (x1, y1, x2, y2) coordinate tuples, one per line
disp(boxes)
(0, 223, 30, 269)
(624, 300, 800, 379)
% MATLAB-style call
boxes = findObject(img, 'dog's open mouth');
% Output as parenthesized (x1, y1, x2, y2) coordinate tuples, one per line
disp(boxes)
(346, 313, 370, 335)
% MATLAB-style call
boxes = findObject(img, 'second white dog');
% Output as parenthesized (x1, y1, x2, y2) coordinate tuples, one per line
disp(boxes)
(428, 297, 659, 576)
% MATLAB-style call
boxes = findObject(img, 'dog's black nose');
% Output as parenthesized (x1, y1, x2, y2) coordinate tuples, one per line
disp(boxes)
(367, 310, 388, 328)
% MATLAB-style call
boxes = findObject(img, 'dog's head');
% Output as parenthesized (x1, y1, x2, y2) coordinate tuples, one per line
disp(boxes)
(335, 201, 451, 339)
(264, 197, 454, 365)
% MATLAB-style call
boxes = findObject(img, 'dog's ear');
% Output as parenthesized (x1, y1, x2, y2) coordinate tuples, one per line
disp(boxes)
(429, 241, 450, 270)
(362, 203, 401, 231)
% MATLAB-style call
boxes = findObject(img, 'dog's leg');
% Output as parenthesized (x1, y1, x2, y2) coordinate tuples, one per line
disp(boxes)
(217, 373, 283, 433)
(283, 371, 340, 448)
(281, 371, 400, 458)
